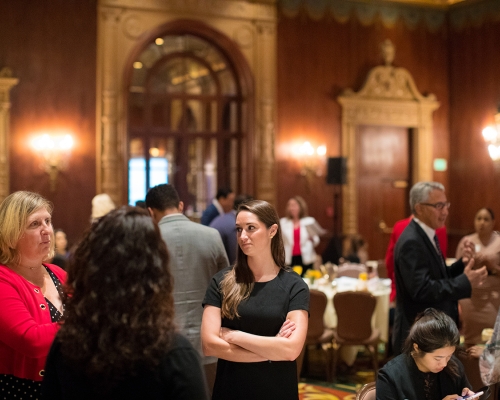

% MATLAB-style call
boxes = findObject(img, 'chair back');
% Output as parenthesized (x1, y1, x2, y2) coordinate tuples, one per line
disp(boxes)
(307, 289, 328, 340)
(356, 382, 376, 400)
(337, 263, 366, 278)
(334, 291, 376, 341)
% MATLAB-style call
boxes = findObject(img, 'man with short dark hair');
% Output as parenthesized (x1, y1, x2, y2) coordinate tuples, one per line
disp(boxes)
(210, 194, 253, 265)
(200, 187, 235, 226)
(392, 181, 487, 355)
(146, 184, 229, 394)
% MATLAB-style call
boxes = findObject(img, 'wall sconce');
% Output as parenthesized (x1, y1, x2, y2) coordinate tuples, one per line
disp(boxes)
(292, 141, 327, 178)
(482, 110, 500, 166)
(31, 133, 74, 191)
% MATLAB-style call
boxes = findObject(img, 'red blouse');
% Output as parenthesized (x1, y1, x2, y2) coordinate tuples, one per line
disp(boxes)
(0, 263, 66, 381)
(292, 226, 301, 256)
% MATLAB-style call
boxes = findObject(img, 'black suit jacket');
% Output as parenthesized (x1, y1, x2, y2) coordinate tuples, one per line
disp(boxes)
(392, 220, 471, 354)
(377, 353, 470, 400)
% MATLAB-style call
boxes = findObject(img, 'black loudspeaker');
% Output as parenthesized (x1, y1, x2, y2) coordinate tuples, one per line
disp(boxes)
(326, 157, 347, 184)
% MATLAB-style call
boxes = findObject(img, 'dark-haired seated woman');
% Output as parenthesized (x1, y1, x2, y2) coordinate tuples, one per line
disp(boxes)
(377, 308, 475, 400)
(42, 207, 209, 400)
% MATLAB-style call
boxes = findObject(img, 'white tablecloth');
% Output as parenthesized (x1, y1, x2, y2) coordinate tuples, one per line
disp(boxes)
(308, 277, 391, 342)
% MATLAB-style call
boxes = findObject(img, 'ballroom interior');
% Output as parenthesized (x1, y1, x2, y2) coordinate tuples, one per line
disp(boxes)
(0, 0, 499, 261)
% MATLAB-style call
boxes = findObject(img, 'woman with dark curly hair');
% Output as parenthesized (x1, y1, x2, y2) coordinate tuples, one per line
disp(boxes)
(377, 308, 475, 400)
(201, 200, 309, 400)
(42, 207, 208, 399)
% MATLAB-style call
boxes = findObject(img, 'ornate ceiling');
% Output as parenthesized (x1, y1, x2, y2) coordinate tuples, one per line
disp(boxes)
(385, 0, 478, 7)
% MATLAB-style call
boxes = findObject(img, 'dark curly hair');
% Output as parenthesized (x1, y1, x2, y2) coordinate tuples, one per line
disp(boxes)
(57, 206, 175, 383)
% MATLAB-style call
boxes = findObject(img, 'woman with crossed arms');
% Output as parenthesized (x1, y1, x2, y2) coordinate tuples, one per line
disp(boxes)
(201, 200, 309, 400)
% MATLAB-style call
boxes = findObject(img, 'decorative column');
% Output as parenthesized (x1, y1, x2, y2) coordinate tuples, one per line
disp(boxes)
(97, 7, 123, 205)
(0, 68, 19, 203)
(254, 19, 277, 206)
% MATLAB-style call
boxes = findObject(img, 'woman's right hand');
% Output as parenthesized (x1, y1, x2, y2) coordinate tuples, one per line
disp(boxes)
(442, 388, 475, 400)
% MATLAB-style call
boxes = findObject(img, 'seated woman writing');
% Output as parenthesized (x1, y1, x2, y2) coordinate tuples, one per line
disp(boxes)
(377, 308, 476, 400)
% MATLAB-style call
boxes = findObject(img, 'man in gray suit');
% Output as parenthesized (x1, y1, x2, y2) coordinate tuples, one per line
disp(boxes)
(146, 184, 229, 394)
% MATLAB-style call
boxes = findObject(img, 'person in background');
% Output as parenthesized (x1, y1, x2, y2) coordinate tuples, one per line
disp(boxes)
(377, 308, 475, 400)
(343, 234, 369, 264)
(52, 229, 70, 270)
(146, 184, 229, 396)
(42, 207, 208, 400)
(457, 207, 500, 346)
(201, 200, 309, 400)
(385, 215, 448, 305)
(0, 191, 66, 399)
(384, 215, 448, 357)
(90, 193, 116, 223)
(201, 187, 235, 226)
(135, 200, 147, 209)
(456, 207, 500, 273)
(280, 196, 322, 277)
(210, 194, 253, 265)
(393, 181, 487, 355)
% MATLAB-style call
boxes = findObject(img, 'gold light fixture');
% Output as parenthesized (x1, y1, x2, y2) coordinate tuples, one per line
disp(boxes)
(482, 110, 500, 166)
(31, 133, 74, 191)
(292, 141, 327, 178)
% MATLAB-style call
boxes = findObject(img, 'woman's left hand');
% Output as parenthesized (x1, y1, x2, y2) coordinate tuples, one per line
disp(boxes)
(220, 327, 235, 343)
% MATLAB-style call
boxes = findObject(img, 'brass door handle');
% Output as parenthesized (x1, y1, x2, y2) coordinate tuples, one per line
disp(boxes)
(378, 220, 393, 234)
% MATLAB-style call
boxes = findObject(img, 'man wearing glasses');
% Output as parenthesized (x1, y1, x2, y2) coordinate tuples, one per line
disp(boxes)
(392, 181, 488, 355)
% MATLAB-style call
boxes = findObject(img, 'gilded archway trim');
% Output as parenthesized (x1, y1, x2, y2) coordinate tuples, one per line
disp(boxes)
(96, 0, 277, 206)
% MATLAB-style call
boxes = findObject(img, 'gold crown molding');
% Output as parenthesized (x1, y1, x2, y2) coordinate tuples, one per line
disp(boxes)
(0, 69, 19, 202)
(280, 0, 500, 31)
(99, 0, 276, 22)
(337, 40, 439, 235)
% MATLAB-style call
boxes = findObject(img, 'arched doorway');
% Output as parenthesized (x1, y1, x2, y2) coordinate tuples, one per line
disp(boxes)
(126, 32, 247, 215)
(96, 2, 277, 207)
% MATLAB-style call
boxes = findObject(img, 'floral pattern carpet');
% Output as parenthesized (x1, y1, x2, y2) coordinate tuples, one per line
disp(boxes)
(298, 382, 357, 400)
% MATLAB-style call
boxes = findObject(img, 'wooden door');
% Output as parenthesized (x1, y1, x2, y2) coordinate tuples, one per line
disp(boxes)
(356, 126, 411, 260)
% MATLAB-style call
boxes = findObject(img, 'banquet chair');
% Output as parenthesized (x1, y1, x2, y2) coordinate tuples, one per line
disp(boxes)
(300, 289, 335, 381)
(356, 382, 376, 400)
(336, 263, 366, 279)
(332, 291, 380, 378)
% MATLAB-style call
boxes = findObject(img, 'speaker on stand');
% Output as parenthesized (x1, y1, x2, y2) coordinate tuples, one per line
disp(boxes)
(322, 157, 347, 264)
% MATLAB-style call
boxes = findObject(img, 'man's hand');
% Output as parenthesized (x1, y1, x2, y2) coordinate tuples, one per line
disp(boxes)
(463, 258, 487, 288)
(461, 240, 476, 263)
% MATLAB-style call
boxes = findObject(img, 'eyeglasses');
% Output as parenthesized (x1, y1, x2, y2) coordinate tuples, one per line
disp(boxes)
(420, 202, 451, 210)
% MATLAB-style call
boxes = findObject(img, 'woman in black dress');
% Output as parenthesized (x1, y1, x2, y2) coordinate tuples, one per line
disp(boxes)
(201, 200, 310, 400)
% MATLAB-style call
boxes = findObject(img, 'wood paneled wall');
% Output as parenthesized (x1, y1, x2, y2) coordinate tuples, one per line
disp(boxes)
(0, 1, 498, 258)
(276, 11, 450, 256)
(448, 19, 500, 255)
(0, 0, 97, 245)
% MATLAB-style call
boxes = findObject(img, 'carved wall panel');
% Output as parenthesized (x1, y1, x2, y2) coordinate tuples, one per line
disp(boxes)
(337, 41, 439, 235)
(0, 68, 19, 203)
(97, 0, 277, 205)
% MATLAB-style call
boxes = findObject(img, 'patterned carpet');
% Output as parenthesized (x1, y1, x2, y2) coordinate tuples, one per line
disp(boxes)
(298, 382, 357, 399)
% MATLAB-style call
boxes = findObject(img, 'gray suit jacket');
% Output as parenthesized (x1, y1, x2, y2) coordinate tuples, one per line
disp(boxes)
(158, 214, 229, 364)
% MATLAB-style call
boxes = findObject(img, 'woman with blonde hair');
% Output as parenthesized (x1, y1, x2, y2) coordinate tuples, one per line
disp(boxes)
(201, 200, 309, 400)
(280, 196, 323, 276)
(0, 191, 66, 398)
